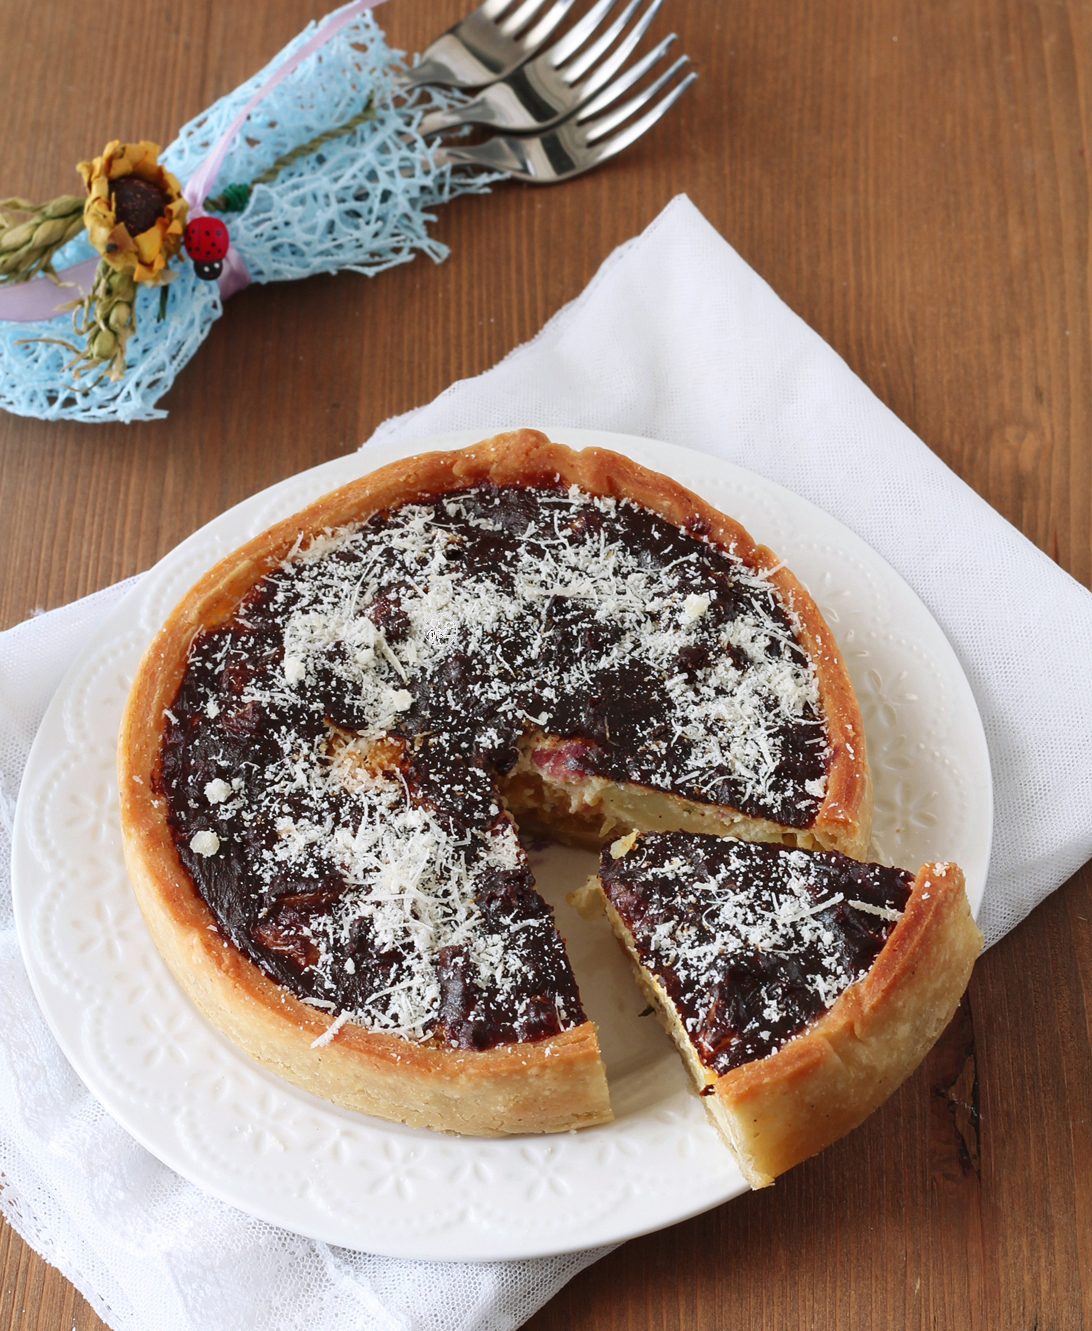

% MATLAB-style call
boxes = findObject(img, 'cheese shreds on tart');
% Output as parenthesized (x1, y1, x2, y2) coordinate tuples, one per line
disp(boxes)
(594, 833, 983, 1186)
(118, 429, 975, 1155)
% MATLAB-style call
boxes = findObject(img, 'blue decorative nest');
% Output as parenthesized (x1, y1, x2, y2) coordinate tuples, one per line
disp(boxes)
(0, 6, 498, 424)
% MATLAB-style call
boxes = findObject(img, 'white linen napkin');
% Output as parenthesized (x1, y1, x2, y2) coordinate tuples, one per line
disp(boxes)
(2, 193, 1090, 1331)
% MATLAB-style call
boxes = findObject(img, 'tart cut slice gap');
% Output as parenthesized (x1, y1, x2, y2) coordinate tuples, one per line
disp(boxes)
(592, 832, 983, 1186)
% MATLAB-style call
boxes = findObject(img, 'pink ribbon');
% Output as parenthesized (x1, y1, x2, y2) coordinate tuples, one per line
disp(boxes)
(0, 0, 385, 323)
(0, 256, 100, 322)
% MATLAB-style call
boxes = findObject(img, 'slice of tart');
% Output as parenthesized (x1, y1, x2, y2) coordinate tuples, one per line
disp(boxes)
(595, 831, 983, 1185)
(118, 429, 874, 1136)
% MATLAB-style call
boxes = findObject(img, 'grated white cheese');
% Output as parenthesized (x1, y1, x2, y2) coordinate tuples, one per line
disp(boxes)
(177, 485, 834, 1045)
(310, 1010, 350, 1048)
(848, 899, 903, 922)
(189, 830, 220, 857)
(683, 592, 710, 622)
(611, 838, 907, 1069)
(204, 778, 232, 804)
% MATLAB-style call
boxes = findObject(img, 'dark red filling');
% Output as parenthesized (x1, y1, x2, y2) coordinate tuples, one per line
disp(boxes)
(158, 484, 831, 1049)
(600, 833, 913, 1073)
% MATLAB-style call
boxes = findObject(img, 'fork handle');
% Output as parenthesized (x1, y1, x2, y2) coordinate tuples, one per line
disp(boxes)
(432, 136, 537, 179)
(418, 105, 483, 135)
(394, 26, 517, 90)
(396, 55, 478, 91)
(418, 65, 571, 136)
(418, 90, 521, 136)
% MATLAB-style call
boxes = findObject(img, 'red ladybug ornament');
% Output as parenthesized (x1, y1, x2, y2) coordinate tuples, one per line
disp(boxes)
(183, 216, 230, 281)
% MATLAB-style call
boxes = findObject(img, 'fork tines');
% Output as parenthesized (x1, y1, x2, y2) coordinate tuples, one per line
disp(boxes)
(418, 0, 676, 137)
(433, 55, 696, 183)
(579, 51, 691, 145)
(398, 0, 580, 90)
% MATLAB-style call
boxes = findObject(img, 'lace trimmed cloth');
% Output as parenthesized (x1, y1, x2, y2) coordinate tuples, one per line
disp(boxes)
(0, 8, 498, 424)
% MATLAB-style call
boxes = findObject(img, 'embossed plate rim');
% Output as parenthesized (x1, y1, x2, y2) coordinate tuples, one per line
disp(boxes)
(11, 427, 992, 1260)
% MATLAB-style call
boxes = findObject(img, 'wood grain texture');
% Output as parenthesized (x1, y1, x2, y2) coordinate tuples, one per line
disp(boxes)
(1, 0, 1090, 1327)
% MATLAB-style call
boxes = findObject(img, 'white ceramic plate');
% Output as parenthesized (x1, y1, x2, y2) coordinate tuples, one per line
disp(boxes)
(11, 428, 992, 1261)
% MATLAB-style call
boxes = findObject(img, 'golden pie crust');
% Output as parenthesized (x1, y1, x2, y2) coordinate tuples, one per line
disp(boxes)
(118, 428, 875, 1137)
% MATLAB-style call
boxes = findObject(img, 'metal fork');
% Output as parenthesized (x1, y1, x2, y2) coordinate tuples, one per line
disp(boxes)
(397, 0, 581, 91)
(417, 0, 672, 137)
(430, 57, 695, 181)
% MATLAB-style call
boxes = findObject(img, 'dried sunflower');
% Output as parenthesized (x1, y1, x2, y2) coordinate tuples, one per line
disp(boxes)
(78, 141, 187, 284)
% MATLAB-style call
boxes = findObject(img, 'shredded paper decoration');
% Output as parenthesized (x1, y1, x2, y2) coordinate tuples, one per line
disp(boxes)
(0, 1, 502, 423)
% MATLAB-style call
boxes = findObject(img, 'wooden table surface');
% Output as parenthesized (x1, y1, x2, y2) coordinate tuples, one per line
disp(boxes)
(2, 0, 1090, 1327)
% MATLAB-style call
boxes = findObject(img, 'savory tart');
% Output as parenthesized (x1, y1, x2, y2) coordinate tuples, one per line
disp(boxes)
(594, 831, 983, 1185)
(117, 428, 874, 1136)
